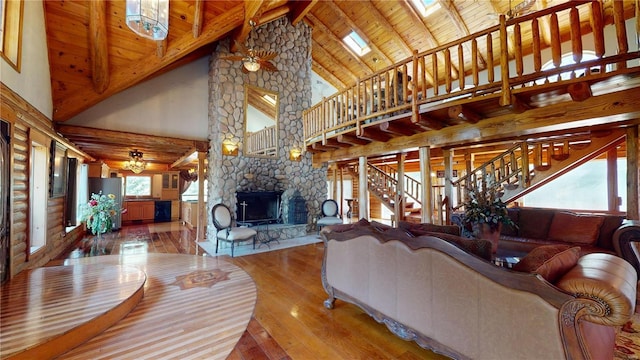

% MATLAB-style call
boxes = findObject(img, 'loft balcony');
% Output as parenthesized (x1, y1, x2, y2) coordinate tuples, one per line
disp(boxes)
(303, 1, 640, 163)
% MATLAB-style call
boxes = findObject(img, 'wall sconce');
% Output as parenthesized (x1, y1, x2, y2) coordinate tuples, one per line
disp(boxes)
(222, 138, 238, 156)
(289, 147, 303, 161)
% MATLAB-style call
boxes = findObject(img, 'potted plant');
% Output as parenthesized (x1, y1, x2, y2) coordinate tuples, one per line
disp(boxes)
(462, 174, 515, 253)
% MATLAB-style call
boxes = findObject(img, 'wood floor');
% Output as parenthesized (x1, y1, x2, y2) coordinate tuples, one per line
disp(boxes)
(53, 222, 447, 359)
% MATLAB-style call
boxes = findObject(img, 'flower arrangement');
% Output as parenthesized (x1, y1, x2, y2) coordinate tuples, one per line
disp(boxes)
(462, 174, 515, 231)
(81, 191, 119, 235)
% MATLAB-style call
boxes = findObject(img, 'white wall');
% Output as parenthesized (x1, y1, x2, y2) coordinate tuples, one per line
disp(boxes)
(0, 0, 53, 118)
(67, 56, 210, 140)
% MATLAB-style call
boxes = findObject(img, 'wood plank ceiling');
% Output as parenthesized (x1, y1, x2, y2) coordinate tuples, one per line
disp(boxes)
(44, 0, 621, 169)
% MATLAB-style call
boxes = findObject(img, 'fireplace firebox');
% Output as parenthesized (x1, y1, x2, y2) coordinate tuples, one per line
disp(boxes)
(236, 191, 282, 225)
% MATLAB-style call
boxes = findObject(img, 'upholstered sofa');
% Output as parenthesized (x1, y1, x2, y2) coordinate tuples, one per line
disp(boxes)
(452, 207, 640, 274)
(321, 221, 637, 360)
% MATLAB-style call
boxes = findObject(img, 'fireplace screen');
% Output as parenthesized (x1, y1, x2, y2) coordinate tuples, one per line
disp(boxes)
(236, 191, 282, 224)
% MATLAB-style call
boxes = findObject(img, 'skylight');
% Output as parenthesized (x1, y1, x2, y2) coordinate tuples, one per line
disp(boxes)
(343, 31, 371, 57)
(410, 0, 441, 17)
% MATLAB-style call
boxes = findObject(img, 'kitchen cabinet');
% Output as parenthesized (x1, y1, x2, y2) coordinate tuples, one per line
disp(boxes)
(123, 201, 155, 221)
(88, 162, 110, 178)
(161, 172, 179, 200)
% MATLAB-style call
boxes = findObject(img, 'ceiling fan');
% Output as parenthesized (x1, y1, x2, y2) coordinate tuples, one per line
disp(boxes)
(490, 0, 537, 21)
(222, 20, 278, 73)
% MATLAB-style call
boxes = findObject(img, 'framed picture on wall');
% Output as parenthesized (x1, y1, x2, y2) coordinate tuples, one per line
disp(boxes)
(0, 0, 24, 72)
(49, 140, 67, 198)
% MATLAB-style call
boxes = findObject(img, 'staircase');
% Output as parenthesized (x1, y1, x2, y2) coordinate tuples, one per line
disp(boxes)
(347, 163, 423, 222)
(451, 129, 627, 210)
(347, 129, 626, 222)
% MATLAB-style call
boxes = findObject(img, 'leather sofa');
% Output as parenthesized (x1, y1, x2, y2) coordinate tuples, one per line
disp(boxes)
(321, 221, 637, 360)
(452, 207, 640, 274)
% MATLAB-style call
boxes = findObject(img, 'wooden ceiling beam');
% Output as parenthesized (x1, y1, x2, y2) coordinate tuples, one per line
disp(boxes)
(192, 0, 205, 38)
(56, 125, 201, 149)
(230, 0, 268, 53)
(306, 13, 374, 75)
(312, 39, 359, 84)
(328, 3, 393, 67)
(53, 3, 245, 121)
(88, 0, 109, 94)
(289, 0, 317, 26)
(312, 60, 346, 90)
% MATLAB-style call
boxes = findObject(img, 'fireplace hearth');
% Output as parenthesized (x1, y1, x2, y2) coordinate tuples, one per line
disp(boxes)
(236, 191, 282, 224)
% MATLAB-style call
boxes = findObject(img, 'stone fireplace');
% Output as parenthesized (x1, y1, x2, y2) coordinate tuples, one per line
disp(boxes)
(206, 17, 327, 241)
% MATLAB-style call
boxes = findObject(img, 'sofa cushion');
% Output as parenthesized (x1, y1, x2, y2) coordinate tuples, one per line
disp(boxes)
(513, 245, 581, 283)
(398, 221, 461, 236)
(413, 231, 492, 261)
(547, 212, 605, 245)
(500, 208, 520, 236)
(370, 220, 393, 232)
(597, 216, 624, 250)
(517, 208, 556, 239)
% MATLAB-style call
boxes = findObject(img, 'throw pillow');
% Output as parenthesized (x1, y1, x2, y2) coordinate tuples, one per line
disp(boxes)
(512, 245, 581, 283)
(370, 220, 392, 232)
(547, 212, 605, 245)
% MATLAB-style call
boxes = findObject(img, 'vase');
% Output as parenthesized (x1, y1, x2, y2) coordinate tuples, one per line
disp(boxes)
(474, 223, 502, 254)
(90, 232, 104, 256)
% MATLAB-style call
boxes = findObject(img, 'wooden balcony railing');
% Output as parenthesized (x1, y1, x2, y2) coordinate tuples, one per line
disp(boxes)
(303, 0, 639, 149)
(245, 126, 277, 157)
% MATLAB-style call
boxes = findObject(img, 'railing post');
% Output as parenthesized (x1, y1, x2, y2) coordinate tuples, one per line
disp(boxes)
(443, 149, 454, 225)
(499, 15, 511, 106)
(359, 156, 369, 220)
(520, 141, 529, 187)
(419, 146, 432, 223)
(412, 50, 419, 124)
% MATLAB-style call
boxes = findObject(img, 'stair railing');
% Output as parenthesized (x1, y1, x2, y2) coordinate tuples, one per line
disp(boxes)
(451, 142, 529, 211)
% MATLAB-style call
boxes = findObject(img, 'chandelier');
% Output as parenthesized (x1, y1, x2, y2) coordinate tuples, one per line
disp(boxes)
(124, 149, 146, 174)
(125, 0, 169, 41)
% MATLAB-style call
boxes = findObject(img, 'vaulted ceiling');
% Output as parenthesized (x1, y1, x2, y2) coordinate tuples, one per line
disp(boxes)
(43, 0, 634, 169)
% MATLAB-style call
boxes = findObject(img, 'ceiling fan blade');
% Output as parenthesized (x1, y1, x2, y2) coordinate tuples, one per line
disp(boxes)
(259, 60, 278, 72)
(220, 55, 245, 62)
(256, 51, 278, 61)
(234, 40, 250, 56)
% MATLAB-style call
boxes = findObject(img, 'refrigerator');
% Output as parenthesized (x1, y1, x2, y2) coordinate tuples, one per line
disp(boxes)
(88, 177, 123, 230)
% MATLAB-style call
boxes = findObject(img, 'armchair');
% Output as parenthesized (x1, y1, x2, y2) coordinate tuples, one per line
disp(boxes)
(316, 199, 343, 233)
(211, 203, 257, 257)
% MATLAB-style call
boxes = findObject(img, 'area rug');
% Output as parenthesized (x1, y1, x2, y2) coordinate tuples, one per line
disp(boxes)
(197, 234, 322, 257)
(616, 313, 640, 359)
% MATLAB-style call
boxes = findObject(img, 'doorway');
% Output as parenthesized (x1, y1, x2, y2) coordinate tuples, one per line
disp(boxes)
(1, 120, 10, 284)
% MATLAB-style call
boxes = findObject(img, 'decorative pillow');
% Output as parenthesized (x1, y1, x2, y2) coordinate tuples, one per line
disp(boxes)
(398, 221, 461, 236)
(547, 212, 605, 245)
(512, 245, 581, 283)
(381, 227, 415, 240)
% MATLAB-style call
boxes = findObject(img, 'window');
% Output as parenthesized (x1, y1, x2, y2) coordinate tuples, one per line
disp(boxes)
(125, 175, 151, 197)
(538, 51, 606, 84)
(343, 31, 370, 57)
(182, 179, 208, 202)
(521, 158, 627, 212)
(410, 0, 440, 17)
(30, 142, 47, 253)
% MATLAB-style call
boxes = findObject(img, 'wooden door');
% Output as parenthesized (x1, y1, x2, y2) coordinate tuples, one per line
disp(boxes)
(1, 120, 10, 284)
